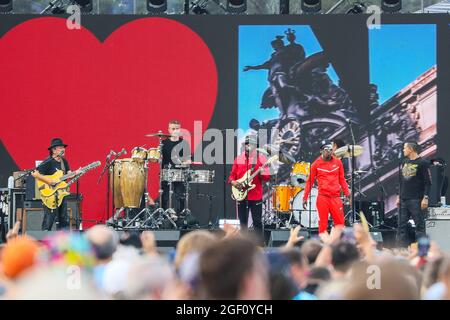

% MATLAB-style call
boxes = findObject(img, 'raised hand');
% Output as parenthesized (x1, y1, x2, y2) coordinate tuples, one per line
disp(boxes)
(285, 225, 304, 248)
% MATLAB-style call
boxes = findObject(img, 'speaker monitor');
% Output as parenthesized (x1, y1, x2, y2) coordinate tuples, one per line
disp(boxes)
(21, 198, 81, 232)
(426, 219, 450, 253)
(354, 201, 385, 226)
(115, 230, 180, 254)
(267, 229, 309, 247)
(25, 175, 41, 200)
(152, 230, 180, 248)
(429, 164, 446, 207)
(370, 231, 383, 244)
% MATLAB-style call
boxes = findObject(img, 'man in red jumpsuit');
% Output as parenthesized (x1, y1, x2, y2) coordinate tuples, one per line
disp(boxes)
(302, 142, 350, 235)
(228, 135, 271, 239)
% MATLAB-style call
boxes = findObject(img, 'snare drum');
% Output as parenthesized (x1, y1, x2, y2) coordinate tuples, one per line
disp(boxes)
(147, 148, 161, 163)
(291, 161, 311, 187)
(272, 185, 301, 212)
(131, 147, 148, 160)
(162, 169, 185, 182)
(189, 170, 215, 183)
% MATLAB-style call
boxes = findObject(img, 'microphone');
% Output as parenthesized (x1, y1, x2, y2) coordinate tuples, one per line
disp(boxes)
(107, 149, 115, 158)
(58, 150, 65, 158)
(117, 148, 127, 157)
(346, 118, 353, 124)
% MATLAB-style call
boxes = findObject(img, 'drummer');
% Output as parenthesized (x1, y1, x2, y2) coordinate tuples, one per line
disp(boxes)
(332, 138, 349, 174)
(161, 120, 192, 213)
(331, 138, 345, 157)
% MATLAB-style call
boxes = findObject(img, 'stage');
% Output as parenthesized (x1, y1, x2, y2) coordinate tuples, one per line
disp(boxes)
(22, 226, 398, 251)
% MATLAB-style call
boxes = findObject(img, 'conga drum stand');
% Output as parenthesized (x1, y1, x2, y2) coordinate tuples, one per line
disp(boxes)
(124, 159, 156, 229)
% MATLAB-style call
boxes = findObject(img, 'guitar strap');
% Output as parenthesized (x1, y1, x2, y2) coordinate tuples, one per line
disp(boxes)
(60, 158, 66, 174)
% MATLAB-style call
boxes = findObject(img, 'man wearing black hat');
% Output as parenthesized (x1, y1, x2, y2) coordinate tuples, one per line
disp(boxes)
(302, 141, 350, 236)
(228, 135, 271, 241)
(32, 138, 80, 231)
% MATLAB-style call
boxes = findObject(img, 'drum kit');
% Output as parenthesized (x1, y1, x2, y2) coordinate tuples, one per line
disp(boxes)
(263, 160, 319, 229)
(263, 144, 366, 229)
(105, 131, 215, 229)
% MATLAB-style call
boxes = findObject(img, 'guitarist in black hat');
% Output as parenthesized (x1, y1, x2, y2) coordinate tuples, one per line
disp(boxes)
(229, 135, 271, 240)
(32, 138, 81, 231)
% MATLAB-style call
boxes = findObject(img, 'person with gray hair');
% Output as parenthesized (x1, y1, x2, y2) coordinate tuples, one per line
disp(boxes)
(86, 225, 119, 291)
(124, 256, 175, 300)
(86, 225, 119, 262)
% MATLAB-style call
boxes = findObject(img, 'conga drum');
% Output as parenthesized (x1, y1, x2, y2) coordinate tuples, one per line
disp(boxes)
(119, 158, 145, 208)
(109, 161, 124, 209)
(110, 158, 145, 208)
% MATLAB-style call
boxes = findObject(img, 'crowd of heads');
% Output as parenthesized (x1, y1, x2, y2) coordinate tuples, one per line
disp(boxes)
(1, 223, 450, 300)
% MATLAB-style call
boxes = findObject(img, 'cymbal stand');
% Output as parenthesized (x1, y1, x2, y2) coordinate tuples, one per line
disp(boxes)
(180, 169, 192, 216)
(161, 165, 178, 228)
(141, 165, 177, 229)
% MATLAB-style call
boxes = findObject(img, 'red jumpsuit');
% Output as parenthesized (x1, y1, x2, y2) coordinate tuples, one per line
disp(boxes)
(303, 156, 350, 234)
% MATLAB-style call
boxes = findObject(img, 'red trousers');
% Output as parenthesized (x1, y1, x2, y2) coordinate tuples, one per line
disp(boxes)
(316, 195, 345, 234)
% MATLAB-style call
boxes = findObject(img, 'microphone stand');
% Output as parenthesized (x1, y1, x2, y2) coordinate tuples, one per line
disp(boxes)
(347, 120, 357, 224)
(307, 152, 312, 240)
(98, 153, 113, 223)
(104, 151, 125, 225)
(397, 148, 403, 246)
(222, 129, 232, 224)
(14, 154, 57, 185)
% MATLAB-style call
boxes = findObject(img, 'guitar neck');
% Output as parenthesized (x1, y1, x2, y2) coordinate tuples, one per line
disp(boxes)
(246, 156, 277, 182)
(65, 162, 100, 187)
(248, 167, 263, 182)
(67, 172, 84, 187)
(60, 172, 76, 181)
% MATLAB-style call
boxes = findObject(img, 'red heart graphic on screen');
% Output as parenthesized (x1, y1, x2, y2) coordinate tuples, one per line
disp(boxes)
(0, 17, 218, 226)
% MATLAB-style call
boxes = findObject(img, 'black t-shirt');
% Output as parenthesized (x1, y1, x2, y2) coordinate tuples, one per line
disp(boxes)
(401, 157, 431, 200)
(37, 157, 70, 176)
(161, 139, 191, 168)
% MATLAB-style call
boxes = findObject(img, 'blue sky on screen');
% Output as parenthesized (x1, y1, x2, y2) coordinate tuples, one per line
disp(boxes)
(369, 24, 436, 104)
(238, 25, 339, 134)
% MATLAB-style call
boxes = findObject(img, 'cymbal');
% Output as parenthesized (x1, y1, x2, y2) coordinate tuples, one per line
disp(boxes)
(258, 145, 296, 165)
(334, 145, 364, 158)
(145, 132, 173, 138)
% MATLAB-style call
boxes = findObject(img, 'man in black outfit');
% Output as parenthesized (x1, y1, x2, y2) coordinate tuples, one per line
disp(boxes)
(161, 120, 191, 213)
(332, 138, 349, 174)
(32, 138, 80, 231)
(397, 141, 431, 247)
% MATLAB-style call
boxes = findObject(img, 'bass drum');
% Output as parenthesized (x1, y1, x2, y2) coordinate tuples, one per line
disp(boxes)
(272, 185, 301, 212)
(292, 188, 319, 228)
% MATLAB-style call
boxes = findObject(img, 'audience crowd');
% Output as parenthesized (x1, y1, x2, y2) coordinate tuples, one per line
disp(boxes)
(1, 221, 450, 300)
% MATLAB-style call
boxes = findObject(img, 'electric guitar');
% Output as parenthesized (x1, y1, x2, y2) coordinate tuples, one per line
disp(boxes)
(37, 161, 101, 209)
(231, 155, 278, 202)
